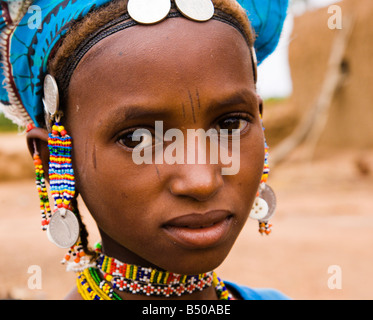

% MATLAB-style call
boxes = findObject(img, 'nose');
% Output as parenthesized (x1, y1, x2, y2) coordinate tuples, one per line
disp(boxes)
(168, 164, 224, 202)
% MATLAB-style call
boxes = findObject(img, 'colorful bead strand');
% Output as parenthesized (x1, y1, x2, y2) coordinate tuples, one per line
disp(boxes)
(76, 265, 232, 301)
(212, 272, 233, 300)
(33, 153, 52, 230)
(77, 271, 105, 301)
(48, 122, 75, 212)
(259, 221, 272, 236)
(96, 253, 214, 298)
(260, 114, 270, 186)
(256, 115, 273, 236)
(61, 242, 87, 265)
(76, 248, 233, 300)
(262, 139, 270, 184)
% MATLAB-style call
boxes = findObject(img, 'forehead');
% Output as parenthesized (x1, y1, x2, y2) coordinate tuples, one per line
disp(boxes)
(68, 18, 255, 112)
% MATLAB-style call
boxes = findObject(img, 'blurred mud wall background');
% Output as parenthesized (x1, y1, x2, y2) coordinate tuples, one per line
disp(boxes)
(266, 0, 373, 159)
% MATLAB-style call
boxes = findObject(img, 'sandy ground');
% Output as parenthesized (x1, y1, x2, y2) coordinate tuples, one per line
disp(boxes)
(0, 132, 372, 300)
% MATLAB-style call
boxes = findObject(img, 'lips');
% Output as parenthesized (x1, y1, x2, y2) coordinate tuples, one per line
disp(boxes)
(162, 210, 234, 249)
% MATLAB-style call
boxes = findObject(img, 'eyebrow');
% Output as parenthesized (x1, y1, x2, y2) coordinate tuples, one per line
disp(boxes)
(118, 107, 167, 122)
(102, 105, 169, 131)
(206, 88, 258, 115)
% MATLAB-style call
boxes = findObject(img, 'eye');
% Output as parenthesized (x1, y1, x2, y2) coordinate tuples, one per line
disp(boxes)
(216, 114, 251, 135)
(117, 128, 155, 149)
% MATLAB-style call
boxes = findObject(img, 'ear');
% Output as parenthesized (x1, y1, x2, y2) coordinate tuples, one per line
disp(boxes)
(26, 127, 50, 179)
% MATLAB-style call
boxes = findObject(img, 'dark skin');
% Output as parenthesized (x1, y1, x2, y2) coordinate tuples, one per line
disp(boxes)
(27, 18, 265, 300)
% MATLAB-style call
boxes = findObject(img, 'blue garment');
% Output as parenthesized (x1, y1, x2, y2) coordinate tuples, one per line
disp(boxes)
(0, 0, 289, 127)
(225, 281, 291, 300)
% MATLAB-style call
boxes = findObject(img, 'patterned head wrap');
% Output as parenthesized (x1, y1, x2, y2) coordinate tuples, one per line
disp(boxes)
(0, 0, 289, 128)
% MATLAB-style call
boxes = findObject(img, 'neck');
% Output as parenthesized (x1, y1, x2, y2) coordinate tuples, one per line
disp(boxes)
(99, 230, 161, 270)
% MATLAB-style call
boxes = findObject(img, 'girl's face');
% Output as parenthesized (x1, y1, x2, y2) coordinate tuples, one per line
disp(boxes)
(65, 18, 264, 274)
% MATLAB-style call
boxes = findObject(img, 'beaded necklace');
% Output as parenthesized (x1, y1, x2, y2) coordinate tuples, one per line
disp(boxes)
(76, 253, 232, 300)
(96, 254, 215, 298)
(77, 268, 232, 301)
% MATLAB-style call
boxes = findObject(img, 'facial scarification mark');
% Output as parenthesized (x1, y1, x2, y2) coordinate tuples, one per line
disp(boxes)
(196, 88, 201, 110)
(155, 165, 161, 180)
(187, 90, 196, 124)
(92, 144, 97, 169)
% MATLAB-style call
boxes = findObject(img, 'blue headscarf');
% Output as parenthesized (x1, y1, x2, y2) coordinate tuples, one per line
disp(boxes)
(238, 0, 289, 64)
(0, 0, 288, 128)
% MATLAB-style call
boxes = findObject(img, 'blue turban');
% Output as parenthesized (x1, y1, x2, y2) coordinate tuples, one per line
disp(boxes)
(0, 0, 289, 128)
(238, 0, 289, 64)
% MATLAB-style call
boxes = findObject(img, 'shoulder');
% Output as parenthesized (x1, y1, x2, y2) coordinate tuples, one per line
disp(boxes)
(225, 281, 291, 301)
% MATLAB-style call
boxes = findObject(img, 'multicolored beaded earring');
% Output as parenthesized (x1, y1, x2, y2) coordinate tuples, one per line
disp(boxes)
(249, 115, 277, 235)
(32, 140, 52, 231)
(48, 122, 74, 210)
(42, 75, 81, 253)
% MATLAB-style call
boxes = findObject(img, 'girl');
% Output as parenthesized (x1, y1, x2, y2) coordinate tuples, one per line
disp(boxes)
(0, 0, 289, 300)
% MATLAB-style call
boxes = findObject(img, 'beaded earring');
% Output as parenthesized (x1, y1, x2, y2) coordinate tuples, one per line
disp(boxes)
(32, 140, 52, 231)
(249, 115, 277, 235)
(48, 121, 75, 213)
(61, 242, 87, 267)
(42, 74, 81, 251)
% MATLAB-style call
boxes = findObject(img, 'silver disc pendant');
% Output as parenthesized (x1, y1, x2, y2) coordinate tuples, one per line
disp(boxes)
(251, 47, 258, 83)
(43, 74, 59, 116)
(258, 184, 277, 222)
(249, 197, 269, 221)
(175, 0, 214, 22)
(47, 209, 80, 249)
(128, 0, 171, 24)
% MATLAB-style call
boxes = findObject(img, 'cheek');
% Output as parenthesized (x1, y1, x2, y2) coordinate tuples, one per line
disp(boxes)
(73, 140, 162, 233)
(234, 129, 265, 206)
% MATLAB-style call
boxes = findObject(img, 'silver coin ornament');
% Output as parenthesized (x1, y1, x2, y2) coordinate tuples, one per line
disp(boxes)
(249, 184, 276, 222)
(251, 47, 258, 66)
(258, 184, 277, 222)
(251, 47, 258, 83)
(175, 0, 214, 22)
(47, 209, 80, 249)
(128, 0, 171, 24)
(249, 197, 269, 221)
(43, 74, 59, 116)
